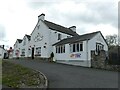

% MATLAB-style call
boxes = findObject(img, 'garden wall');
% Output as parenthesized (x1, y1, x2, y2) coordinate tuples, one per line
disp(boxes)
(91, 50, 120, 72)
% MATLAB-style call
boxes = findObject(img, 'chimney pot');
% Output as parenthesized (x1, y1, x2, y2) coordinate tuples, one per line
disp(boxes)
(69, 26, 76, 32)
(38, 13, 45, 21)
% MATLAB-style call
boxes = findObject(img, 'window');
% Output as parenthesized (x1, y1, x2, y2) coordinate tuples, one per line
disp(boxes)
(56, 46, 58, 53)
(56, 45, 65, 53)
(70, 42, 83, 53)
(21, 49, 25, 56)
(96, 43, 104, 54)
(36, 47, 41, 56)
(58, 33, 61, 40)
(73, 44, 76, 52)
(80, 43, 83, 51)
(76, 43, 79, 52)
(37, 25, 40, 29)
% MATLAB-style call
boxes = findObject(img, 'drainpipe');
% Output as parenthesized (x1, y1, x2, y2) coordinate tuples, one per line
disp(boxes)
(86, 40, 89, 67)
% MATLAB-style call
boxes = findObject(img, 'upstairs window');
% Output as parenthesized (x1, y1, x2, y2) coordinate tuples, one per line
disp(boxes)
(58, 33, 61, 40)
(37, 25, 40, 29)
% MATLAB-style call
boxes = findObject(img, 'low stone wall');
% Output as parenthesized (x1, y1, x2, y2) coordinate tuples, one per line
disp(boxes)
(91, 50, 120, 72)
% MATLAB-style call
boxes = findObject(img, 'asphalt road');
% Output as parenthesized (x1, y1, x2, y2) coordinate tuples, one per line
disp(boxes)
(6, 59, 119, 88)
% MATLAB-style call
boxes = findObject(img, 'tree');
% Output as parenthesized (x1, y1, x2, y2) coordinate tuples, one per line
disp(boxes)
(106, 34, 118, 46)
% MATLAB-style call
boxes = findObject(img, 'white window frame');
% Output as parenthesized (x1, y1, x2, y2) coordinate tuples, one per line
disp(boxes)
(35, 47, 41, 55)
(56, 45, 65, 53)
(70, 42, 83, 53)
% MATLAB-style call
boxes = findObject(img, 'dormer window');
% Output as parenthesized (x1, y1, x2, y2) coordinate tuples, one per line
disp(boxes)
(58, 33, 61, 40)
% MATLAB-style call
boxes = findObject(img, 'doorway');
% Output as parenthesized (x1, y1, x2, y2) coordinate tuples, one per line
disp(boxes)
(32, 47, 34, 59)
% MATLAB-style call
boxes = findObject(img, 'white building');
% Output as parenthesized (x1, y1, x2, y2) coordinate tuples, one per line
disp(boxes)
(53, 31, 108, 67)
(0, 45, 7, 59)
(13, 39, 22, 58)
(13, 13, 108, 67)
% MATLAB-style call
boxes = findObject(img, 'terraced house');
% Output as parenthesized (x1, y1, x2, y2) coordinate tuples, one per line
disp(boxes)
(13, 13, 108, 67)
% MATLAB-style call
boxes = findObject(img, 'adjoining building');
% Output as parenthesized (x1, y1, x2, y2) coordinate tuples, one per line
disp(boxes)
(13, 13, 108, 67)
(0, 45, 8, 59)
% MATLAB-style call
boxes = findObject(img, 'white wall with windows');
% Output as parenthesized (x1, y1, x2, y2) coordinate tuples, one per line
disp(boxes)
(53, 33, 108, 67)
(13, 41, 22, 58)
(30, 20, 51, 58)
(53, 41, 89, 67)
(87, 33, 108, 65)
(20, 36, 31, 57)
(48, 29, 72, 57)
(54, 41, 88, 61)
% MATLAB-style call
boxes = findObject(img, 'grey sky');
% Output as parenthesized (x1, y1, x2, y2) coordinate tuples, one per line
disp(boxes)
(0, 0, 118, 48)
(0, 24, 6, 40)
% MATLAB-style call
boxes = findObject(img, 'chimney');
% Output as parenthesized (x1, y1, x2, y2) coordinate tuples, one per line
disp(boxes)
(38, 13, 45, 21)
(3, 45, 4, 49)
(69, 26, 76, 32)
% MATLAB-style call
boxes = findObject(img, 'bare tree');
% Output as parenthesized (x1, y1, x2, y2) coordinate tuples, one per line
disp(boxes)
(106, 34, 118, 46)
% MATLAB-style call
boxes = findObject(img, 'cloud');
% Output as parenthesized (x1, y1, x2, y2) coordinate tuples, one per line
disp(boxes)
(0, 24, 6, 40)
(0, 0, 118, 47)
(27, 1, 118, 29)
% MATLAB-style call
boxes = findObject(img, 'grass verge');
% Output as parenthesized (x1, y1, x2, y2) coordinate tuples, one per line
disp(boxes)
(2, 60, 45, 88)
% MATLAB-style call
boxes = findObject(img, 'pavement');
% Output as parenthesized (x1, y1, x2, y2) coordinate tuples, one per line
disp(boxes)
(4, 59, 119, 88)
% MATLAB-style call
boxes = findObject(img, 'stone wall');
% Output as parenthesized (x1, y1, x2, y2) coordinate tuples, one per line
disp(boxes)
(91, 50, 120, 72)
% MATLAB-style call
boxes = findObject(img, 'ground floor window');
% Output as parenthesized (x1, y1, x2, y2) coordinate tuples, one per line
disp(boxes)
(70, 42, 83, 53)
(96, 43, 104, 53)
(15, 50, 20, 57)
(21, 49, 25, 56)
(56, 45, 65, 53)
(35, 47, 41, 56)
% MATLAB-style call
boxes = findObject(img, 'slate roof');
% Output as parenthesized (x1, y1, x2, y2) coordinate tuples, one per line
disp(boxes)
(53, 31, 101, 46)
(25, 35, 31, 41)
(17, 39, 22, 43)
(44, 20, 79, 36)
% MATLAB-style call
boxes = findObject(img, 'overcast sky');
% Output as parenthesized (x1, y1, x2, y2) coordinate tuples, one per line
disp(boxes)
(0, 0, 119, 49)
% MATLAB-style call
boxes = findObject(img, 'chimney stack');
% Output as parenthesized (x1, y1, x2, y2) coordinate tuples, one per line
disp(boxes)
(3, 45, 4, 49)
(38, 13, 45, 21)
(69, 26, 76, 32)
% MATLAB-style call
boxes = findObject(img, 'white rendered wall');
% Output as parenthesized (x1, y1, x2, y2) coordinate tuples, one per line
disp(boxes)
(53, 41, 89, 67)
(13, 41, 22, 58)
(30, 20, 51, 58)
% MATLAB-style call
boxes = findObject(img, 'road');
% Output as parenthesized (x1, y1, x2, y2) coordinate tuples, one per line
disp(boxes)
(6, 59, 118, 88)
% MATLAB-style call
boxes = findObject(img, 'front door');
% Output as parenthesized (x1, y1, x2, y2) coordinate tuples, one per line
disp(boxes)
(32, 47, 34, 59)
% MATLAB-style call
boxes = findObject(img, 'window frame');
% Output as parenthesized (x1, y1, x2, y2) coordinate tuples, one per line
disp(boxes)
(35, 47, 41, 56)
(58, 33, 62, 40)
(56, 45, 65, 54)
(70, 42, 83, 53)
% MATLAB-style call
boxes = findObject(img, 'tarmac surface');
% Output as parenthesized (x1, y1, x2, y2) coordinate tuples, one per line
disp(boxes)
(5, 59, 119, 88)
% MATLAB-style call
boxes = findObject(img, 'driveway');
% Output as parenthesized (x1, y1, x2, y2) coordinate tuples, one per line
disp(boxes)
(6, 59, 118, 88)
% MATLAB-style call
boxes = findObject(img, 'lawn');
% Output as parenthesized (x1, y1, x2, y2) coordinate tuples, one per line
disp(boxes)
(2, 60, 45, 88)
